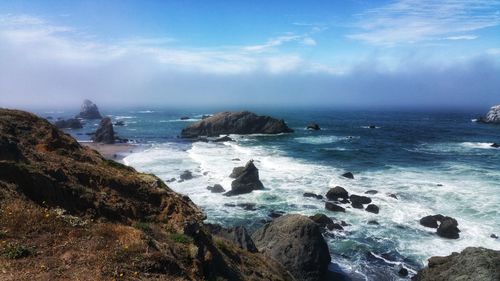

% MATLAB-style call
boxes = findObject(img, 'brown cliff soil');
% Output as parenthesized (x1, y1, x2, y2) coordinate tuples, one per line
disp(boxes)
(0, 109, 294, 281)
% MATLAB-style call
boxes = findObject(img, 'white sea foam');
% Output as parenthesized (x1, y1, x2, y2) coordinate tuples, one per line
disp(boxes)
(136, 110, 154, 113)
(124, 138, 500, 274)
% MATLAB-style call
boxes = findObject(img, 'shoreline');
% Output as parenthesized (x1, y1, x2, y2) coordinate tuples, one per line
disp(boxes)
(80, 142, 141, 162)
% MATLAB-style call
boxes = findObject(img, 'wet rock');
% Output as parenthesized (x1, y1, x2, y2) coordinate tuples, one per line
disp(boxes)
(166, 178, 176, 183)
(491, 143, 500, 148)
(181, 111, 293, 138)
(252, 214, 331, 281)
(398, 267, 408, 277)
(114, 120, 125, 126)
(179, 170, 193, 181)
(388, 193, 398, 199)
(369, 125, 376, 129)
(309, 213, 333, 226)
(420, 215, 441, 228)
(326, 186, 349, 200)
(477, 105, 500, 124)
(303, 192, 323, 200)
(349, 194, 372, 205)
(179, 116, 190, 120)
(225, 160, 264, 196)
(420, 214, 460, 239)
(207, 184, 225, 193)
(214, 135, 233, 142)
(91, 117, 115, 144)
(491, 234, 498, 239)
(341, 172, 354, 179)
(268, 210, 285, 218)
(367, 220, 379, 225)
(326, 223, 343, 231)
(55, 118, 83, 129)
(414, 247, 500, 281)
(365, 190, 378, 195)
(229, 166, 246, 178)
(76, 99, 102, 119)
(366, 204, 379, 214)
(351, 202, 364, 209)
(325, 202, 345, 212)
(306, 123, 321, 130)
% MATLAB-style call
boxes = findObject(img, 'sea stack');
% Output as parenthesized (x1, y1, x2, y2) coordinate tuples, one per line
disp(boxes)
(92, 117, 115, 144)
(477, 105, 500, 124)
(225, 160, 264, 196)
(76, 99, 102, 119)
(180, 111, 293, 138)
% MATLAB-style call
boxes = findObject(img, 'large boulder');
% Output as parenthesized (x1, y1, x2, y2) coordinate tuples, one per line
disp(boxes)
(252, 214, 331, 281)
(54, 118, 83, 129)
(92, 117, 115, 144)
(414, 247, 500, 281)
(75, 99, 102, 119)
(326, 186, 349, 200)
(420, 214, 460, 239)
(180, 111, 293, 138)
(224, 160, 264, 196)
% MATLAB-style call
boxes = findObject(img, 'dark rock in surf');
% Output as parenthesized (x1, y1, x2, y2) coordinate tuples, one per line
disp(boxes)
(207, 184, 225, 193)
(76, 99, 102, 119)
(180, 111, 293, 138)
(252, 214, 331, 281)
(114, 120, 125, 126)
(325, 202, 345, 212)
(349, 194, 372, 205)
(306, 123, 321, 130)
(303, 192, 323, 200)
(309, 213, 333, 226)
(366, 204, 379, 214)
(326, 186, 349, 200)
(368, 220, 379, 225)
(341, 172, 354, 179)
(179, 170, 193, 181)
(477, 105, 500, 124)
(179, 116, 190, 120)
(54, 118, 83, 129)
(214, 135, 234, 142)
(268, 211, 285, 218)
(91, 117, 115, 144)
(420, 214, 460, 239)
(388, 193, 398, 199)
(369, 125, 376, 129)
(420, 215, 441, 228)
(491, 143, 500, 148)
(398, 267, 408, 277)
(365, 190, 378, 195)
(225, 160, 264, 196)
(491, 234, 498, 239)
(351, 202, 364, 209)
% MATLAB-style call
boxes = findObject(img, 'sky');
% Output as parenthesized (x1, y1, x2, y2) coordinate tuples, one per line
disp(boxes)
(0, 0, 499, 110)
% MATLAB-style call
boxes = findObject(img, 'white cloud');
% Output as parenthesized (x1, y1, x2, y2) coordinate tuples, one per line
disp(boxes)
(302, 37, 317, 46)
(445, 35, 478, 40)
(348, 0, 500, 45)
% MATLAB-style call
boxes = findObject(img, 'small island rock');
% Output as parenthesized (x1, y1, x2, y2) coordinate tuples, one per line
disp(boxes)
(76, 99, 102, 119)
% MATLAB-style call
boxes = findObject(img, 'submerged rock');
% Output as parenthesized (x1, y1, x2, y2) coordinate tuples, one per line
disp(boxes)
(325, 202, 346, 212)
(341, 172, 354, 179)
(207, 184, 225, 193)
(303, 192, 323, 199)
(477, 105, 500, 124)
(213, 135, 233, 142)
(252, 214, 331, 281)
(224, 160, 264, 196)
(91, 117, 115, 144)
(326, 186, 349, 200)
(76, 99, 102, 119)
(414, 247, 500, 281)
(54, 118, 83, 129)
(179, 170, 193, 181)
(306, 123, 321, 130)
(365, 190, 378, 195)
(180, 111, 293, 138)
(491, 143, 499, 148)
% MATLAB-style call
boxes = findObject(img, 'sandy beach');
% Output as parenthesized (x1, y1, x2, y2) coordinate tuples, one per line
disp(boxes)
(81, 142, 139, 161)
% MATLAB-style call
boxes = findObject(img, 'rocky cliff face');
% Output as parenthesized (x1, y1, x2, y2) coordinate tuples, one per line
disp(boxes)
(181, 111, 293, 138)
(0, 109, 294, 281)
(478, 105, 500, 124)
(413, 247, 500, 281)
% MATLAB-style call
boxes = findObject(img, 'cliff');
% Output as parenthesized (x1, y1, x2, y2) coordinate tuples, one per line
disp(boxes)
(0, 108, 294, 281)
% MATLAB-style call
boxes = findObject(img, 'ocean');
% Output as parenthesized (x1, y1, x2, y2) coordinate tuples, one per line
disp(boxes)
(44, 108, 500, 280)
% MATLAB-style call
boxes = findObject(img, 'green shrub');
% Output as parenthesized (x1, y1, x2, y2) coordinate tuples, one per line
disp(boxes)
(169, 233, 192, 244)
(133, 222, 150, 232)
(3, 244, 32, 259)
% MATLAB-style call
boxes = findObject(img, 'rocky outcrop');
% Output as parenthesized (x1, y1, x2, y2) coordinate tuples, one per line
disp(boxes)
(214, 135, 234, 142)
(75, 99, 102, 119)
(91, 117, 115, 144)
(0, 108, 295, 281)
(181, 111, 293, 138)
(491, 143, 499, 148)
(342, 172, 354, 179)
(207, 184, 225, 193)
(414, 247, 500, 281)
(225, 160, 264, 196)
(306, 123, 320, 130)
(420, 214, 460, 239)
(326, 186, 349, 200)
(207, 224, 258, 253)
(365, 204, 379, 214)
(477, 105, 500, 124)
(54, 118, 83, 129)
(252, 214, 331, 281)
(325, 202, 346, 212)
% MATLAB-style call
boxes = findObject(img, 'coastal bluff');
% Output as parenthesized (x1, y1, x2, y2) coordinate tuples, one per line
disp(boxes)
(181, 111, 293, 138)
(0, 108, 294, 281)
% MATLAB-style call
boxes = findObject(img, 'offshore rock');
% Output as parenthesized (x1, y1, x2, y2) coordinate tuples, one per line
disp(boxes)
(92, 117, 115, 144)
(54, 118, 83, 129)
(225, 160, 264, 196)
(76, 99, 102, 119)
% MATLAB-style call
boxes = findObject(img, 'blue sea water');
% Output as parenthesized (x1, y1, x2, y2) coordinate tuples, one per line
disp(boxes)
(45, 108, 500, 280)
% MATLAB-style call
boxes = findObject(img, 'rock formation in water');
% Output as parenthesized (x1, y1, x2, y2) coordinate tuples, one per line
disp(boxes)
(306, 123, 321, 130)
(0, 108, 295, 281)
(91, 117, 115, 144)
(414, 247, 500, 281)
(76, 99, 102, 119)
(225, 160, 264, 196)
(54, 118, 83, 129)
(477, 105, 500, 124)
(420, 214, 460, 239)
(252, 214, 331, 281)
(181, 111, 293, 138)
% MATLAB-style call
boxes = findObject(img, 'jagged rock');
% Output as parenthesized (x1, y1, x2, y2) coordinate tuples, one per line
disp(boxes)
(414, 247, 500, 281)
(181, 111, 293, 138)
(252, 214, 331, 281)
(225, 160, 264, 196)
(214, 135, 233, 142)
(91, 117, 115, 144)
(309, 213, 333, 226)
(342, 172, 354, 179)
(229, 166, 246, 178)
(350, 194, 372, 205)
(326, 186, 349, 200)
(76, 99, 102, 119)
(477, 105, 500, 124)
(207, 184, 225, 193)
(420, 214, 460, 239)
(491, 143, 500, 148)
(306, 123, 321, 130)
(325, 202, 345, 212)
(54, 118, 83, 129)
(366, 204, 379, 214)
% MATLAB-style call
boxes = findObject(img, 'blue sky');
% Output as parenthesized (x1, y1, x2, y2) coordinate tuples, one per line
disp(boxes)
(0, 0, 499, 109)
